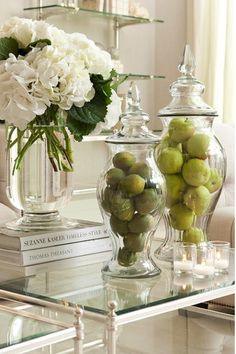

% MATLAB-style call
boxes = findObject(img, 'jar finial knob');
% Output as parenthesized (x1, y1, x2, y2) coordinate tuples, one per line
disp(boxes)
(178, 44, 196, 76)
(127, 81, 142, 112)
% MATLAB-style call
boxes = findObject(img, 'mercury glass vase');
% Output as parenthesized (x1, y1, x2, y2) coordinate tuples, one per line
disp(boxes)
(6, 126, 78, 231)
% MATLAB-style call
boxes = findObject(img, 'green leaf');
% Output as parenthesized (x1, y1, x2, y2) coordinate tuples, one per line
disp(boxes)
(28, 38, 51, 48)
(68, 94, 107, 125)
(67, 118, 96, 142)
(19, 39, 51, 56)
(67, 69, 125, 142)
(91, 74, 113, 104)
(0, 37, 19, 60)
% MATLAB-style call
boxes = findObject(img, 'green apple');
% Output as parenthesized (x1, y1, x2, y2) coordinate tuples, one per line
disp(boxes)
(157, 147, 183, 174)
(113, 151, 136, 171)
(187, 133, 210, 159)
(118, 247, 137, 267)
(128, 214, 155, 233)
(110, 192, 135, 221)
(135, 188, 159, 215)
(165, 174, 186, 207)
(204, 168, 223, 193)
(184, 185, 211, 216)
(182, 159, 210, 186)
(158, 134, 182, 151)
(182, 227, 205, 244)
(101, 187, 115, 213)
(128, 162, 151, 180)
(110, 215, 129, 236)
(123, 233, 145, 252)
(106, 168, 126, 188)
(169, 203, 194, 230)
(119, 174, 145, 196)
(168, 117, 195, 143)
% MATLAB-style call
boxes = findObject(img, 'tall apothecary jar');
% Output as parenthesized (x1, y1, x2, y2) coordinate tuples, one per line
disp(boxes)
(97, 83, 166, 278)
(154, 45, 226, 262)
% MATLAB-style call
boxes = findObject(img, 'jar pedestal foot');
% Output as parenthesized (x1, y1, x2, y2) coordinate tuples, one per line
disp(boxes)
(102, 257, 161, 279)
(6, 211, 79, 231)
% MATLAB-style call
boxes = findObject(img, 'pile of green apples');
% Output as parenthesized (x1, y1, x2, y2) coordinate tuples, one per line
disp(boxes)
(156, 117, 223, 244)
(101, 151, 163, 267)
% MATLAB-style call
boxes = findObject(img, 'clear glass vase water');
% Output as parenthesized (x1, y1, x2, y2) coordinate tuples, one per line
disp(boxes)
(6, 127, 78, 230)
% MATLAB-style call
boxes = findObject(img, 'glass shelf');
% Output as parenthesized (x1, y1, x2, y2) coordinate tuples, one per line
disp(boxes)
(24, 4, 164, 26)
(119, 73, 165, 80)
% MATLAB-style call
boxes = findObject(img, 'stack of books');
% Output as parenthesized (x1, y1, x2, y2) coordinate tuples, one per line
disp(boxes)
(0, 220, 112, 280)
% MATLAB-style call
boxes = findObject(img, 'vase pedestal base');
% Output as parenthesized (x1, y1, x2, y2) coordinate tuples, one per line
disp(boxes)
(6, 211, 80, 231)
(102, 258, 162, 279)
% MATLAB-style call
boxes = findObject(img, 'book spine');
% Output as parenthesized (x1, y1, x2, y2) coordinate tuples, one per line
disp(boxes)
(20, 225, 108, 251)
(21, 237, 112, 266)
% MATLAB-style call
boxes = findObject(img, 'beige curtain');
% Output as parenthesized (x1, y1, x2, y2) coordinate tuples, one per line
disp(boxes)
(187, 0, 236, 123)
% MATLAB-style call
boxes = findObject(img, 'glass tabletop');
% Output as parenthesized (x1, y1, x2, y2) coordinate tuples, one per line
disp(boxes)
(0, 250, 234, 317)
(0, 307, 64, 349)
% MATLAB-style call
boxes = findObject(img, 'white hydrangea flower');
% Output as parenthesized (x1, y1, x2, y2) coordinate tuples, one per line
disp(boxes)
(33, 20, 68, 47)
(90, 90, 121, 134)
(0, 17, 68, 48)
(68, 32, 113, 79)
(0, 17, 36, 48)
(0, 54, 49, 129)
(26, 45, 95, 110)
(0, 17, 117, 132)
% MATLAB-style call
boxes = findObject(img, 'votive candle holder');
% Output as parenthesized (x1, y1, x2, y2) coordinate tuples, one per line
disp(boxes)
(193, 243, 215, 279)
(173, 242, 196, 275)
(211, 241, 230, 274)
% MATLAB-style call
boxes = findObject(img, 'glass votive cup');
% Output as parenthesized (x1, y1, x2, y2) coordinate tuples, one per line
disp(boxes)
(211, 241, 230, 274)
(173, 242, 196, 275)
(193, 243, 215, 279)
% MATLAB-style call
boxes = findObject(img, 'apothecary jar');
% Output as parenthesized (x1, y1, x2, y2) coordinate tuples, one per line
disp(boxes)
(154, 45, 226, 262)
(97, 83, 166, 278)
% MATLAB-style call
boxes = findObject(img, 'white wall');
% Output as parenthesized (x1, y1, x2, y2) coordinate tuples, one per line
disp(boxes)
(119, 0, 187, 130)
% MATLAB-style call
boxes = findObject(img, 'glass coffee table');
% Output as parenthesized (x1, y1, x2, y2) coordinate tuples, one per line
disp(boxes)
(0, 250, 234, 353)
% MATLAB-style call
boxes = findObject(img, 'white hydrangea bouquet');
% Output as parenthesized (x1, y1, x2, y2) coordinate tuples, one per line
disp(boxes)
(0, 17, 122, 173)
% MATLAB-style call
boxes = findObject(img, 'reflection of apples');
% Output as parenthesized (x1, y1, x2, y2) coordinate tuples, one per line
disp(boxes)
(204, 168, 223, 193)
(184, 185, 211, 216)
(169, 203, 194, 230)
(157, 147, 183, 174)
(165, 174, 186, 207)
(182, 159, 210, 186)
(183, 227, 205, 244)
(187, 133, 210, 159)
(168, 117, 195, 143)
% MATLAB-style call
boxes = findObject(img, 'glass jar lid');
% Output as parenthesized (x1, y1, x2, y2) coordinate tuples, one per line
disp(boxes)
(106, 82, 160, 144)
(159, 45, 217, 117)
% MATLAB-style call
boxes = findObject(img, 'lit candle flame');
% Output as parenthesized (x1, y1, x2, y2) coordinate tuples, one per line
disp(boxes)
(216, 251, 221, 261)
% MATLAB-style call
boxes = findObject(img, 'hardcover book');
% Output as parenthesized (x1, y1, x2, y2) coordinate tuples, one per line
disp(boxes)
(0, 250, 112, 279)
(0, 237, 112, 266)
(0, 220, 108, 251)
